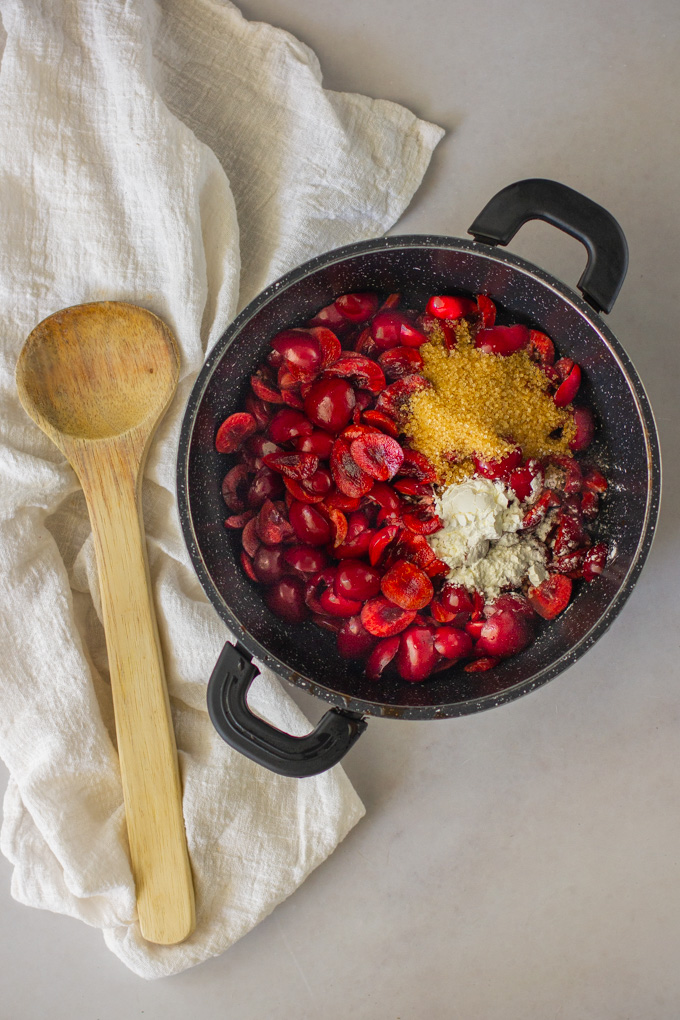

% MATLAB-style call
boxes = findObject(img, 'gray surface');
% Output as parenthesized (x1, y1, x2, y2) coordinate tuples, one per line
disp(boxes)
(2, 0, 680, 1016)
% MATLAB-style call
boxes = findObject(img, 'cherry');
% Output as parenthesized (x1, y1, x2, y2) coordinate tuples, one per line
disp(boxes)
(319, 589, 363, 618)
(396, 626, 438, 681)
(475, 324, 529, 356)
(222, 463, 252, 511)
(247, 466, 284, 508)
(295, 430, 335, 459)
(334, 560, 382, 601)
(334, 292, 380, 322)
(433, 627, 474, 660)
(365, 636, 401, 680)
(265, 576, 309, 623)
(253, 545, 289, 584)
(284, 544, 329, 575)
(271, 329, 322, 377)
(289, 500, 333, 546)
(215, 412, 257, 454)
(426, 295, 476, 320)
(475, 603, 535, 658)
(381, 559, 434, 611)
(336, 616, 376, 658)
(304, 378, 356, 433)
(569, 405, 595, 451)
(268, 408, 314, 444)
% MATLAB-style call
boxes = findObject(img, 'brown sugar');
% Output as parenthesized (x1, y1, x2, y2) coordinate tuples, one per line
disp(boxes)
(404, 321, 577, 484)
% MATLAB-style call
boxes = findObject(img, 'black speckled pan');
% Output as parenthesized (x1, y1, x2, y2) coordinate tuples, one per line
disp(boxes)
(177, 179, 661, 777)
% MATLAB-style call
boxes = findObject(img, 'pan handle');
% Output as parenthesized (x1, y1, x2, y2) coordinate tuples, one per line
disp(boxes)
(468, 178, 628, 314)
(206, 642, 367, 777)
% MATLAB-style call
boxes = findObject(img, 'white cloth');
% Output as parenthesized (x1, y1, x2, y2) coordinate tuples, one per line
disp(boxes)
(0, 0, 443, 979)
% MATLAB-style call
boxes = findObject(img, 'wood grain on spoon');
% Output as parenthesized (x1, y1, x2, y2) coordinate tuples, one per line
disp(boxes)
(16, 302, 195, 946)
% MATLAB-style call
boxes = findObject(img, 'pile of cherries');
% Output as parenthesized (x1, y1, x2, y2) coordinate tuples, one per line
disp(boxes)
(216, 290, 609, 683)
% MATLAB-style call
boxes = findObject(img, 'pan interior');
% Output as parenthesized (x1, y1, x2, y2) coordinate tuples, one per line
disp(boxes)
(183, 241, 658, 718)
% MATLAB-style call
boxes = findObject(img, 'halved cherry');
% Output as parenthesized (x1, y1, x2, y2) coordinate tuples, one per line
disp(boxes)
(581, 491, 599, 519)
(418, 313, 458, 350)
(252, 544, 289, 584)
(319, 589, 363, 618)
(243, 434, 281, 471)
(295, 430, 335, 459)
(569, 405, 596, 451)
(360, 596, 416, 637)
(378, 346, 424, 380)
(224, 509, 257, 529)
(393, 478, 431, 498)
(426, 295, 477, 320)
(362, 409, 400, 438)
(554, 357, 574, 381)
(334, 292, 380, 322)
(430, 583, 474, 623)
(365, 636, 401, 680)
(354, 327, 379, 357)
(334, 531, 374, 560)
(508, 459, 542, 502)
(326, 506, 348, 547)
(582, 542, 608, 582)
(375, 374, 430, 418)
(307, 326, 342, 369)
(381, 559, 434, 611)
(465, 620, 485, 640)
(330, 438, 374, 498)
(271, 329, 323, 380)
(399, 319, 429, 347)
(380, 293, 401, 310)
(284, 544, 329, 575)
(251, 368, 284, 404)
(396, 448, 437, 483)
(283, 476, 325, 504)
(475, 603, 535, 657)
(434, 627, 474, 660)
(336, 616, 377, 659)
(308, 301, 352, 334)
(289, 500, 333, 546)
(369, 524, 399, 566)
(324, 490, 362, 513)
(554, 363, 581, 406)
(304, 567, 337, 614)
(463, 657, 500, 673)
(349, 433, 404, 482)
(215, 412, 257, 454)
(476, 294, 497, 327)
(265, 576, 309, 623)
(396, 626, 438, 681)
(475, 324, 529, 356)
(256, 499, 295, 546)
(268, 408, 314, 444)
(262, 451, 319, 480)
(247, 466, 285, 508)
(583, 467, 608, 493)
(280, 389, 304, 410)
(472, 445, 522, 481)
(527, 574, 572, 619)
(552, 548, 587, 577)
(222, 463, 252, 511)
(366, 482, 402, 511)
(241, 516, 261, 558)
(245, 391, 272, 431)
(553, 515, 587, 556)
(522, 488, 561, 528)
(324, 353, 385, 393)
(528, 329, 555, 366)
(304, 377, 356, 433)
(402, 510, 442, 535)
(240, 550, 258, 582)
(334, 560, 382, 601)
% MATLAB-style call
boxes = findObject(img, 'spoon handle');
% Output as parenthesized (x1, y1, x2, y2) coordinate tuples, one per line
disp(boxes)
(78, 442, 195, 945)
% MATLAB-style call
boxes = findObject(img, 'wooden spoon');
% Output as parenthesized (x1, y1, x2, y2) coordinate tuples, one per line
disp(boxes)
(16, 301, 195, 945)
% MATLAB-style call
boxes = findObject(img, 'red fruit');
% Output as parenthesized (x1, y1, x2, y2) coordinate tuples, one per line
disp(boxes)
(527, 575, 572, 619)
(465, 620, 485, 640)
(554, 357, 574, 381)
(283, 476, 325, 504)
(304, 378, 356, 433)
(293, 432, 332, 462)
(349, 433, 404, 482)
(396, 448, 437, 483)
(582, 542, 608, 582)
(256, 499, 295, 546)
(354, 327, 379, 357)
(398, 319, 429, 347)
(334, 560, 382, 601)
(215, 412, 257, 454)
(334, 292, 379, 322)
(581, 491, 599, 519)
(475, 604, 534, 658)
(470, 591, 485, 620)
(268, 408, 314, 444)
(426, 295, 477, 320)
(241, 516, 261, 558)
(381, 559, 434, 611)
(324, 490, 362, 513)
(463, 657, 500, 673)
(304, 567, 337, 613)
(303, 329, 339, 373)
(271, 328, 323, 378)
(283, 544, 329, 575)
(476, 294, 497, 327)
(380, 293, 401, 310)
(552, 548, 587, 576)
(362, 409, 400, 437)
(289, 500, 333, 546)
(554, 363, 581, 406)
(418, 313, 458, 350)
(253, 545, 289, 584)
(240, 550, 258, 581)
(396, 626, 438, 682)
(248, 466, 284, 507)
(245, 391, 272, 431)
(570, 405, 596, 451)
(319, 588, 363, 618)
(371, 311, 404, 350)
(402, 511, 442, 535)
(330, 438, 374, 498)
(369, 524, 399, 566)
(301, 467, 333, 498)
(473, 445, 522, 481)
(250, 369, 283, 404)
(280, 389, 304, 410)
(434, 627, 474, 660)
(528, 329, 555, 366)
(360, 597, 417, 637)
(224, 509, 257, 529)
(367, 482, 402, 511)
(336, 616, 376, 658)
(437, 584, 474, 618)
(509, 459, 542, 502)
(522, 488, 561, 529)
(375, 374, 430, 419)
(553, 515, 587, 556)
(487, 593, 536, 620)
(365, 636, 401, 680)
(243, 434, 281, 471)
(393, 479, 430, 498)
(378, 346, 424, 380)
(265, 576, 309, 623)
(583, 468, 608, 494)
(222, 463, 252, 511)
(354, 389, 375, 414)
(475, 324, 529, 356)
(262, 451, 319, 480)
(308, 301, 352, 333)
(312, 614, 343, 634)
(334, 531, 374, 559)
(324, 353, 386, 393)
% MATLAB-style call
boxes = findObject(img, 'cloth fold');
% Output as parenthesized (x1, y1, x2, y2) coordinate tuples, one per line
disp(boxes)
(0, 0, 443, 978)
